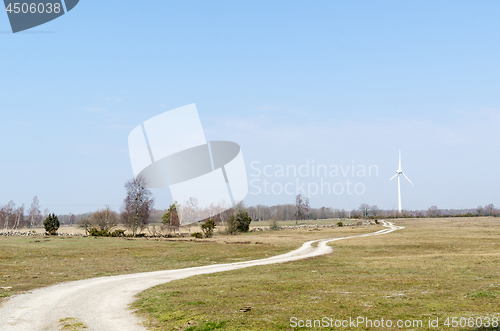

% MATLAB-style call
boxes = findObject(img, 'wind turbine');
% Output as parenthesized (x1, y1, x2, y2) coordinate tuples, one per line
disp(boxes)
(389, 150, 413, 213)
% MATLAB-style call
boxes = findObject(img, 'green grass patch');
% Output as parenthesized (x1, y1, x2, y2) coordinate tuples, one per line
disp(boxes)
(59, 317, 87, 330)
(467, 291, 499, 298)
(186, 321, 227, 331)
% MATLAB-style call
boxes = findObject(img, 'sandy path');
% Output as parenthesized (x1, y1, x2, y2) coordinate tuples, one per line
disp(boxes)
(0, 221, 403, 331)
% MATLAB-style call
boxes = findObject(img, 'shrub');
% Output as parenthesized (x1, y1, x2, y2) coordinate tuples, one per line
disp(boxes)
(191, 232, 203, 239)
(43, 214, 60, 235)
(226, 210, 252, 233)
(270, 217, 280, 230)
(337, 221, 343, 227)
(201, 219, 216, 238)
(374, 219, 379, 224)
(113, 229, 126, 237)
(88, 228, 126, 237)
(88, 228, 105, 236)
(90, 206, 117, 232)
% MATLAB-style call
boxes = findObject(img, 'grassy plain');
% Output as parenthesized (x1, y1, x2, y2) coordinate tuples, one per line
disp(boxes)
(0, 221, 368, 303)
(132, 218, 500, 331)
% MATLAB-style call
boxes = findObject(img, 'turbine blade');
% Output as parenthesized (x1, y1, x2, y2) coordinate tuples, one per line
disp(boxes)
(389, 174, 397, 181)
(402, 172, 413, 185)
(399, 150, 401, 170)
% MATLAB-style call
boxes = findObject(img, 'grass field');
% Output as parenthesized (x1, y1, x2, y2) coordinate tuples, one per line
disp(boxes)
(132, 218, 500, 331)
(0, 221, 370, 303)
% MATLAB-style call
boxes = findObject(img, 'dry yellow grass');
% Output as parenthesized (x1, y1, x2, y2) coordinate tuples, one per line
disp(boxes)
(0, 221, 376, 304)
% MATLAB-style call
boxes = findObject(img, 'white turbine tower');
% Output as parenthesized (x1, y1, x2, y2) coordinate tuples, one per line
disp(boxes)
(390, 150, 413, 213)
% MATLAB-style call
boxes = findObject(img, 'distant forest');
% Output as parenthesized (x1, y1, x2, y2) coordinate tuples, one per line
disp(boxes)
(1, 195, 498, 230)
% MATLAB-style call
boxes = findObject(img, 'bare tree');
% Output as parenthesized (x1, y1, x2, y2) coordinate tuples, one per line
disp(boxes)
(370, 205, 380, 217)
(121, 176, 154, 236)
(295, 194, 310, 224)
(2, 201, 15, 232)
(27, 196, 42, 231)
(359, 203, 370, 218)
(428, 205, 440, 217)
(91, 206, 118, 232)
(182, 197, 200, 225)
(79, 218, 92, 236)
(483, 203, 495, 216)
(476, 205, 484, 216)
(13, 204, 24, 230)
(67, 213, 75, 226)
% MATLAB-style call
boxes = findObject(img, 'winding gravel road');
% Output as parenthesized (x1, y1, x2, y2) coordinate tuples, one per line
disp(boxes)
(0, 221, 403, 331)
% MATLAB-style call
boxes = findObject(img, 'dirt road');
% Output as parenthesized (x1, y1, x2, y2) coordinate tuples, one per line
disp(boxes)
(0, 221, 403, 330)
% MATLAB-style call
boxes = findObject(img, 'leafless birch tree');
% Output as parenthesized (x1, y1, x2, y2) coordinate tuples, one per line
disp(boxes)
(27, 196, 41, 231)
(2, 201, 15, 232)
(120, 176, 154, 236)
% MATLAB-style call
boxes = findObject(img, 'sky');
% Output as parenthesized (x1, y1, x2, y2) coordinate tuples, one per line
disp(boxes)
(1, 1, 499, 214)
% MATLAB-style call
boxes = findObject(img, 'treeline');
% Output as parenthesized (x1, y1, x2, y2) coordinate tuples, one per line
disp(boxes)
(0, 177, 154, 236)
(2, 192, 498, 232)
(0, 196, 94, 231)
(353, 203, 499, 218)
(245, 204, 341, 221)
(242, 201, 499, 221)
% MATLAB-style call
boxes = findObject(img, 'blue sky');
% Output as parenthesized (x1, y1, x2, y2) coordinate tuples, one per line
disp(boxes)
(1, 1, 499, 214)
